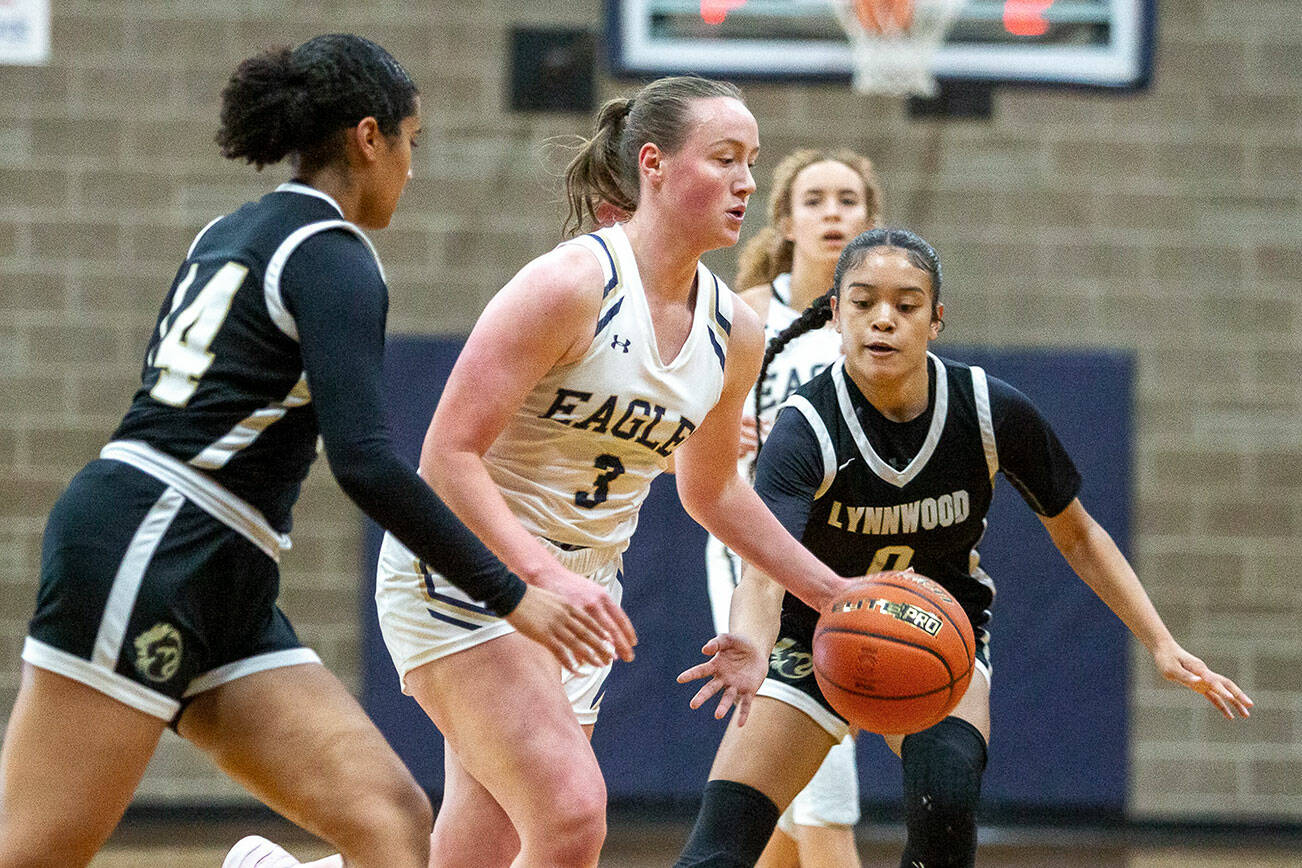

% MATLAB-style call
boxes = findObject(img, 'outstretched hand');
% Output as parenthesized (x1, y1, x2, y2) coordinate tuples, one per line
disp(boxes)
(1153, 642, 1253, 720)
(676, 633, 769, 726)
(505, 574, 637, 673)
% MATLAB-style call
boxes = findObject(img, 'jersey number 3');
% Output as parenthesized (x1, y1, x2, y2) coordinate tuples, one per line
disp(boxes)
(575, 454, 625, 508)
(149, 261, 247, 407)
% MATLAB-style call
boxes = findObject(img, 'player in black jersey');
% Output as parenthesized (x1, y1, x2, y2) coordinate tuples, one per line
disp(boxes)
(675, 228, 1253, 868)
(0, 34, 628, 868)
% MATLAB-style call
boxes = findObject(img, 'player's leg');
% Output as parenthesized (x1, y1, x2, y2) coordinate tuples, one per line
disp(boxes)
(784, 734, 862, 868)
(0, 464, 197, 866)
(406, 631, 607, 868)
(791, 824, 861, 867)
(755, 809, 799, 868)
(180, 662, 432, 868)
(884, 661, 991, 868)
(427, 745, 520, 868)
(0, 666, 166, 867)
(677, 696, 840, 867)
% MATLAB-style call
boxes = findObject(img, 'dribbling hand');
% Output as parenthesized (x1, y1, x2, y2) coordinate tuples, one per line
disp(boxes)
(506, 571, 637, 673)
(676, 633, 768, 726)
(1152, 641, 1253, 720)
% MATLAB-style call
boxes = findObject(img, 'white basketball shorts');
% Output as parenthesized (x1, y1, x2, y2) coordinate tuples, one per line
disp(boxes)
(374, 532, 623, 726)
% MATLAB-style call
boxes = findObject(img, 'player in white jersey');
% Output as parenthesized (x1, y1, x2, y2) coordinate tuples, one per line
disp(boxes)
(376, 219, 734, 722)
(261, 78, 865, 868)
(704, 149, 881, 868)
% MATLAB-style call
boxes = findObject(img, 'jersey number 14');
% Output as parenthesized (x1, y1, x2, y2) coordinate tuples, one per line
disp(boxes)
(148, 261, 247, 407)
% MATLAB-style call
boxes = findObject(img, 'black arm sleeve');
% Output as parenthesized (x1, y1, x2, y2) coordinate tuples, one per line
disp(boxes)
(753, 405, 825, 541)
(988, 375, 1082, 518)
(281, 230, 526, 616)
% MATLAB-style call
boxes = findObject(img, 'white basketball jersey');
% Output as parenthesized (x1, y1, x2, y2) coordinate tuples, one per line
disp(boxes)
(750, 273, 843, 434)
(483, 224, 734, 551)
(706, 273, 842, 631)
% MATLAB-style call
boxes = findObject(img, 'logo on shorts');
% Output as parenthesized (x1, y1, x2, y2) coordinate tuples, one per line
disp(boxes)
(133, 622, 183, 683)
(769, 637, 813, 679)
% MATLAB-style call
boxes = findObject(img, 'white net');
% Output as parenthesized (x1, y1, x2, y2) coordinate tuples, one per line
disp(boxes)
(832, 0, 968, 98)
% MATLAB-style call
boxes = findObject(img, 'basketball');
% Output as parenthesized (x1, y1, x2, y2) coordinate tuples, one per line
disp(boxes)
(813, 570, 975, 735)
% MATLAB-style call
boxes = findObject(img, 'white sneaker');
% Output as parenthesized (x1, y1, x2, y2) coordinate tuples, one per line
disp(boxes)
(222, 835, 300, 868)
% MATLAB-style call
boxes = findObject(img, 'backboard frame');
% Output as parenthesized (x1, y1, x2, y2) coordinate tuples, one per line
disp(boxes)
(606, 0, 1156, 92)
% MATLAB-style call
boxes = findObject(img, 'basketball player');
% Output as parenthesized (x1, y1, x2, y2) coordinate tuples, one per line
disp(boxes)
(0, 34, 624, 868)
(705, 148, 881, 868)
(676, 228, 1253, 868)
(240, 75, 866, 868)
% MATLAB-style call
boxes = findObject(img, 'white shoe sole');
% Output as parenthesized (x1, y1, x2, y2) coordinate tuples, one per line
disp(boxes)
(222, 835, 299, 868)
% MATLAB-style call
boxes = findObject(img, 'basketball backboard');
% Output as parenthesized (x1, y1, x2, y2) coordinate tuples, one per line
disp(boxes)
(606, 0, 1154, 91)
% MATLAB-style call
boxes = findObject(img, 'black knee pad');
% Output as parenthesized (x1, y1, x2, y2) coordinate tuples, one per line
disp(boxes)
(675, 779, 780, 867)
(899, 716, 988, 868)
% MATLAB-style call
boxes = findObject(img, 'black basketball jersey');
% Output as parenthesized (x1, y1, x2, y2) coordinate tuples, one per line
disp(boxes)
(113, 183, 377, 529)
(755, 354, 1081, 644)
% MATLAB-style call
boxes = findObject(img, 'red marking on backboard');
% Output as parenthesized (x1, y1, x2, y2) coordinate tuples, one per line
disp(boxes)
(1004, 0, 1054, 36)
(700, 0, 748, 25)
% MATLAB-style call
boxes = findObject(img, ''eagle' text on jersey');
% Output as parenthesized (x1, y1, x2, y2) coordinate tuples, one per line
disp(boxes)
(539, 388, 696, 457)
(757, 362, 830, 416)
(826, 490, 970, 535)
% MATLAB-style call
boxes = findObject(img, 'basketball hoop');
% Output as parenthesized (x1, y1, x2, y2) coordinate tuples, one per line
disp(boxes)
(832, 0, 968, 98)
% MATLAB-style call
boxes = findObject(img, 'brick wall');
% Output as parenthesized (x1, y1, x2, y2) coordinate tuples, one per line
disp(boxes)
(1, 0, 1297, 817)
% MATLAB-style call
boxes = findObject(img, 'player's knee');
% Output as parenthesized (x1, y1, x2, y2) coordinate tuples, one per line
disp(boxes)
(335, 772, 432, 861)
(899, 716, 986, 868)
(542, 781, 607, 864)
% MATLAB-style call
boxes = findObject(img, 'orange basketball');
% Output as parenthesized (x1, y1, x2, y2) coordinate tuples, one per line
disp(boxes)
(813, 570, 975, 735)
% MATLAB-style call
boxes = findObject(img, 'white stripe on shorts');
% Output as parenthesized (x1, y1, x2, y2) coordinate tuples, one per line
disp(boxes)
(101, 440, 290, 562)
(757, 678, 851, 741)
(23, 636, 179, 720)
(92, 487, 186, 671)
(182, 647, 321, 698)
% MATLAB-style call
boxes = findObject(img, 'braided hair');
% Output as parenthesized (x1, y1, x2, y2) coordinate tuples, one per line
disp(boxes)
(753, 228, 943, 456)
(751, 287, 835, 441)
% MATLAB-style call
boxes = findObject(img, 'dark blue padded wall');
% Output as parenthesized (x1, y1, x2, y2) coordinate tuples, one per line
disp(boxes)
(361, 336, 1132, 814)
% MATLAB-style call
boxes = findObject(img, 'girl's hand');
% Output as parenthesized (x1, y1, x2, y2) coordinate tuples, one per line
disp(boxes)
(676, 633, 769, 726)
(505, 576, 637, 672)
(737, 414, 761, 459)
(1153, 641, 1253, 720)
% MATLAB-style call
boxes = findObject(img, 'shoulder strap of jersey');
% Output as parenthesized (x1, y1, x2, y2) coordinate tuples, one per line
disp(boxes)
(703, 270, 734, 372)
(263, 219, 382, 342)
(776, 394, 837, 500)
(560, 229, 625, 338)
(186, 215, 225, 260)
(969, 364, 999, 480)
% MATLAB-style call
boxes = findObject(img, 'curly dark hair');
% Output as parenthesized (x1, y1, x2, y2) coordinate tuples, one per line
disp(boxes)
(216, 33, 418, 171)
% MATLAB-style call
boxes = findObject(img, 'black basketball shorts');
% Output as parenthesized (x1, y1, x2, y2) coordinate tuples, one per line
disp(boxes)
(23, 458, 319, 724)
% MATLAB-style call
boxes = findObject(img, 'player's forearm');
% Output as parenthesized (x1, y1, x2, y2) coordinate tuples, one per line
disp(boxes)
(1053, 512, 1176, 654)
(421, 447, 563, 587)
(686, 474, 842, 613)
(729, 565, 785, 654)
